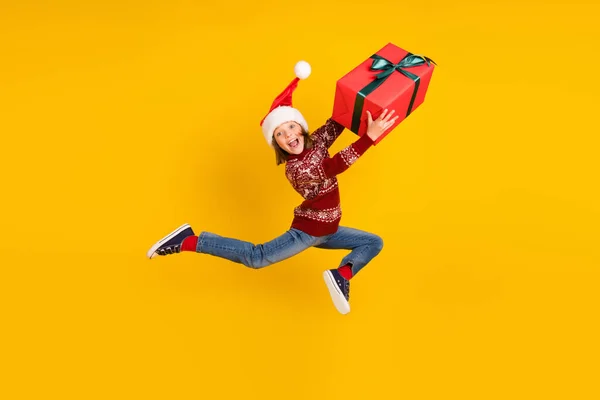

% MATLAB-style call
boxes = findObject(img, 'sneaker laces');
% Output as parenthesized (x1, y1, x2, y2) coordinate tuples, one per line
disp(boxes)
(345, 279, 350, 300)
(157, 244, 181, 255)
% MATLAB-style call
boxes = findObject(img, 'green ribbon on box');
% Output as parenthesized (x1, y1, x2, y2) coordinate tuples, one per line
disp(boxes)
(350, 52, 437, 134)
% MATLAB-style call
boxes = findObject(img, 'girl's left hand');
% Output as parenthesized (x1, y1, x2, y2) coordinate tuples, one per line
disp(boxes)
(366, 109, 398, 141)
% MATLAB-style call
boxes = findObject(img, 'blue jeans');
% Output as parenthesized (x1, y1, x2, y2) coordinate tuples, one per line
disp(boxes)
(196, 226, 383, 276)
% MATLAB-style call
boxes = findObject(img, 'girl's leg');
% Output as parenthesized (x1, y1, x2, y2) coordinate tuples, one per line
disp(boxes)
(316, 226, 384, 277)
(197, 228, 323, 269)
(317, 226, 383, 314)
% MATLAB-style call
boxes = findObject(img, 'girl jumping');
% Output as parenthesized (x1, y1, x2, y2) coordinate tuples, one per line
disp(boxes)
(147, 61, 398, 314)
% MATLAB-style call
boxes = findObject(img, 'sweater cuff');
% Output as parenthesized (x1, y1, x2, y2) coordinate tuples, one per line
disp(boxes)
(353, 133, 375, 154)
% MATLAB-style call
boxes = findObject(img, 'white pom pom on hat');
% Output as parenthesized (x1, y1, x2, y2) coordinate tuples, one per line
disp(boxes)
(260, 61, 311, 148)
(294, 60, 311, 79)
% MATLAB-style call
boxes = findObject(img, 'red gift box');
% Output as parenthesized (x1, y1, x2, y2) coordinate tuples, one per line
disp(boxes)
(332, 42, 436, 145)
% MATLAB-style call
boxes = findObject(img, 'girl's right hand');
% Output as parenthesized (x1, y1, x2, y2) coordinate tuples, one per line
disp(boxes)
(366, 109, 399, 141)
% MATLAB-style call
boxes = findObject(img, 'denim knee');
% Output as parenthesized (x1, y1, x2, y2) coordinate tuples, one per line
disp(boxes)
(247, 247, 272, 269)
(247, 257, 271, 269)
(372, 235, 384, 254)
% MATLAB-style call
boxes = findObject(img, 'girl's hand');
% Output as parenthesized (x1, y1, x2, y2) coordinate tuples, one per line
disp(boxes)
(366, 109, 398, 141)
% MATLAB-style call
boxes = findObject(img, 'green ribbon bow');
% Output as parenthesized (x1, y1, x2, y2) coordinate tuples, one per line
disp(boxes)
(370, 54, 436, 80)
(351, 53, 437, 134)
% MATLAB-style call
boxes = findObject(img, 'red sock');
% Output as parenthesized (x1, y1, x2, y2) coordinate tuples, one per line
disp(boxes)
(338, 264, 353, 280)
(181, 235, 198, 252)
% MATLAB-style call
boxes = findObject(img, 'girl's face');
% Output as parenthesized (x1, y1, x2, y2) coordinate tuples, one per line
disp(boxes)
(273, 121, 304, 155)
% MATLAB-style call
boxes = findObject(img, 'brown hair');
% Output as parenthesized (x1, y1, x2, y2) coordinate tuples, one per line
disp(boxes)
(272, 127, 314, 165)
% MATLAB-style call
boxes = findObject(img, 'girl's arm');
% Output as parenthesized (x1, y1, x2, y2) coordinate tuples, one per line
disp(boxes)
(320, 109, 398, 178)
(320, 133, 374, 178)
(310, 118, 346, 149)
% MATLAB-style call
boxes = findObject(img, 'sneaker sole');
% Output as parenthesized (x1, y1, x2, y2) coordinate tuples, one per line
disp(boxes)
(146, 223, 191, 259)
(323, 271, 350, 315)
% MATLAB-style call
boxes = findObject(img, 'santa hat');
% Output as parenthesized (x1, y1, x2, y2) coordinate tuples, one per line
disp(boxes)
(260, 61, 311, 147)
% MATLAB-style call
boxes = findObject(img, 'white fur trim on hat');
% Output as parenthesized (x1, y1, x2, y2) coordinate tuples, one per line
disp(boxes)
(261, 106, 308, 147)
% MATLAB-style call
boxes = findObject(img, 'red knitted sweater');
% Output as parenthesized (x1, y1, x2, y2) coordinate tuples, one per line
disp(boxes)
(285, 118, 375, 236)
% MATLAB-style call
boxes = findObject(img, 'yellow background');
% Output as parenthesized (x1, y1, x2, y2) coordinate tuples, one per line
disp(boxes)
(1, 0, 599, 398)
